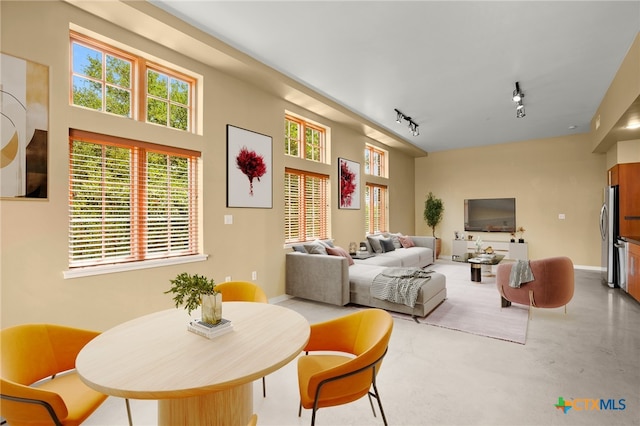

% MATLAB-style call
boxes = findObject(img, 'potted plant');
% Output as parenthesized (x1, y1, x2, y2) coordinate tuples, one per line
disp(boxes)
(424, 192, 444, 259)
(165, 273, 222, 325)
(516, 226, 526, 243)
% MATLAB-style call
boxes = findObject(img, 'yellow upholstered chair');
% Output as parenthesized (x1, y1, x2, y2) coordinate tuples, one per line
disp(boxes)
(0, 323, 131, 426)
(214, 281, 268, 304)
(297, 309, 393, 426)
(214, 281, 268, 396)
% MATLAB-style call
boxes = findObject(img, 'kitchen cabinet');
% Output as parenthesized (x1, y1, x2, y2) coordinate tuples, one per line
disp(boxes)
(609, 163, 640, 237)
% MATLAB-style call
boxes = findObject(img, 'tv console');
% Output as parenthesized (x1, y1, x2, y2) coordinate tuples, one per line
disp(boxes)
(451, 239, 528, 261)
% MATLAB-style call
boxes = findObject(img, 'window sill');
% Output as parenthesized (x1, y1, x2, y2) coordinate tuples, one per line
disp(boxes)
(63, 254, 209, 279)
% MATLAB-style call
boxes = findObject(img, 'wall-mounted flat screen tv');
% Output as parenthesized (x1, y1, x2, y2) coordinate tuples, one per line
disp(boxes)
(464, 198, 516, 232)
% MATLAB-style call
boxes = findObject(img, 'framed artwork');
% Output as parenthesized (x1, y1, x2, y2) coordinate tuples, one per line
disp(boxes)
(338, 157, 360, 209)
(226, 125, 272, 208)
(1, 53, 49, 199)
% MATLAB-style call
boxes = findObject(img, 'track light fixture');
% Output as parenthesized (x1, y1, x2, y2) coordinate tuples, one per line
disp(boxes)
(394, 108, 420, 137)
(512, 82, 526, 118)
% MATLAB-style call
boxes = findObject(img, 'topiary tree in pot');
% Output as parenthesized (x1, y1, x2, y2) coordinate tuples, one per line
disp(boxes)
(424, 192, 444, 259)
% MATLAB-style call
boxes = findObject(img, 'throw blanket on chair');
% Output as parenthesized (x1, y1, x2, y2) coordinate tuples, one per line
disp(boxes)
(371, 268, 434, 308)
(509, 260, 535, 288)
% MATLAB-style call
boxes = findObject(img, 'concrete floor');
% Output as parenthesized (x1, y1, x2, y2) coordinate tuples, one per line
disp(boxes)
(85, 260, 640, 426)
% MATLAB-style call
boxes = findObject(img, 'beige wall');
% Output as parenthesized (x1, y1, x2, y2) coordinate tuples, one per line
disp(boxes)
(0, 1, 416, 329)
(414, 133, 606, 267)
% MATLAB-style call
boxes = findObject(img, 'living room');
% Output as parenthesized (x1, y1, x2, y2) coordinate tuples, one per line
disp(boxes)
(3, 0, 639, 331)
(2, 1, 639, 425)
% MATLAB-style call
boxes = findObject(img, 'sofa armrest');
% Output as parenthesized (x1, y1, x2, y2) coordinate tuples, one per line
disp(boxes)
(410, 236, 435, 251)
(285, 252, 350, 306)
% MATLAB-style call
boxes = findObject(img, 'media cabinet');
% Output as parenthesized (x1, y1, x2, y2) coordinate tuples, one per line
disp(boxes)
(451, 239, 528, 260)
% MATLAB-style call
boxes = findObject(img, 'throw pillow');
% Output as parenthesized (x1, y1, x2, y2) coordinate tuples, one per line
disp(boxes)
(388, 232, 403, 249)
(326, 246, 355, 266)
(292, 245, 306, 253)
(314, 239, 334, 248)
(380, 238, 396, 253)
(398, 235, 415, 248)
(304, 242, 328, 255)
(367, 235, 385, 254)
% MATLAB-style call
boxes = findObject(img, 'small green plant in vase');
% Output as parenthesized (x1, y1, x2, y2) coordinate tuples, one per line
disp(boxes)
(165, 273, 222, 325)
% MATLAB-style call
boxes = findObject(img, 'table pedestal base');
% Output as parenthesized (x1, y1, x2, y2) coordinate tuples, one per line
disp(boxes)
(158, 382, 252, 426)
(470, 263, 482, 282)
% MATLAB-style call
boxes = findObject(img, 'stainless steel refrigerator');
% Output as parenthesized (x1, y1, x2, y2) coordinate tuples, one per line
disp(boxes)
(600, 186, 619, 287)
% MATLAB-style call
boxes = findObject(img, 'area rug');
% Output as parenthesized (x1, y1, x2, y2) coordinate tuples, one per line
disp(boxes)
(418, 262, 530, 344)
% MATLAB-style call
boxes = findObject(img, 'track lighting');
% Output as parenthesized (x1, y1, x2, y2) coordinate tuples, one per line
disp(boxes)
(512, 82, 526, 118)
(395, 109, 404, 124)
(394, 108, 420, 137)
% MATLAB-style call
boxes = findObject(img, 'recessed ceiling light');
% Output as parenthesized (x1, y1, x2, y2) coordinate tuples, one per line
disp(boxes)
(568, 125, 577, 130)
(626, 122, 640, 129)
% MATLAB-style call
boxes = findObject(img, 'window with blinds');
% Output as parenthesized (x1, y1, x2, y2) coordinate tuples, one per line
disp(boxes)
(284, 168, 329, 243)
(68, 129, 200, 268)
(365, 183, 388, 234)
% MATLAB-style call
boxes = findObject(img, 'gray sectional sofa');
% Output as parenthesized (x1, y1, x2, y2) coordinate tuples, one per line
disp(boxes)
(285, 234, 447, 317)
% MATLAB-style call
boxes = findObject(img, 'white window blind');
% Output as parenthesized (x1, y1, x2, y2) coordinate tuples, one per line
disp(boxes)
(69, 129, 200, 268)
(285, 168, 328, 243)
(365, 183, 387, 234)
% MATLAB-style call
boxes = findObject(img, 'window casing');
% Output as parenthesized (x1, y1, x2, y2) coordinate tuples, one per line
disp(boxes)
(68, 129, 200, 268)
(70, 31, 194, 132)
(364, 144, 387, 177)
(285, 115, 326, 163)
(284, 168, 329, 243)
(365, 183, 388, 234)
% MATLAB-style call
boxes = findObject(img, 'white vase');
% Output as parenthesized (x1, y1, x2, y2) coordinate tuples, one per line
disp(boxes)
(201, 293, 222, 325)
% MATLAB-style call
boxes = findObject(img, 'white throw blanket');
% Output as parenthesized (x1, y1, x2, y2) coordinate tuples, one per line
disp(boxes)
(371, 267, 434, 308)
(509, 260, 535, 288)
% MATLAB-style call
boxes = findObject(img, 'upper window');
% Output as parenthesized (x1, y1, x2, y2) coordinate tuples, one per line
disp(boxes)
(284, 168, 329, 244)
(364, 144, 387, 177)
(365, 183, 388, 234)
(285, 115, 326, 163)
(70, 32, 194, 132)
(68, 129, 201, 269)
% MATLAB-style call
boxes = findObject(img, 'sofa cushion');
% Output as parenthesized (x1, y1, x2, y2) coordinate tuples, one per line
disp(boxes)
(398, 235, 415, 248)
(380, 238, 396, 253)
(326, 246, 355, 265)
(353, 255, 402, 267)
(292, 245, 307, 253)
(367, 235, 385, 254)
(304, 242, 328, 255)
(388, 232, 403, 249)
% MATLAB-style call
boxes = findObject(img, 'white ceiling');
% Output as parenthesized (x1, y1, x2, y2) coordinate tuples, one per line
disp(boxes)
(149, 1, 640, 153)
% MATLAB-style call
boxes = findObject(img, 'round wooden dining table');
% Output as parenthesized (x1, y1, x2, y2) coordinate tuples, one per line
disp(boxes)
(76, 302, 310, 425)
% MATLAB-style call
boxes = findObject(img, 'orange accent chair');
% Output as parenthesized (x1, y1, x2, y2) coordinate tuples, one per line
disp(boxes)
(297, 309, 393, 426)
(214, 281, 268, 304)
(214, 281, 268, 397)
(496, 256, 575, 317)
(0, 323, 130, 426)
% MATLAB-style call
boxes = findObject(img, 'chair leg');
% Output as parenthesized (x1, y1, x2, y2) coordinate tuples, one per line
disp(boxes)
(370, 383, 388, 426)
(367, 392, 377, 418)
(125, 398, 132, 426)
(262, 376, 266, 397)
(528, 290, 535, 321)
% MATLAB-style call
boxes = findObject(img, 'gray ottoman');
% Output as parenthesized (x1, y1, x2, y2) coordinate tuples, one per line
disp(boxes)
(349, 264, 447, 317)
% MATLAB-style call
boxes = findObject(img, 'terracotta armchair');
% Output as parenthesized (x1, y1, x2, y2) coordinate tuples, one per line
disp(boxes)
(496, 256, 574, 315)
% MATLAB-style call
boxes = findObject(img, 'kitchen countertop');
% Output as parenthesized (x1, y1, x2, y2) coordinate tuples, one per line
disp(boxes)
(623, 236, 640, 246)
